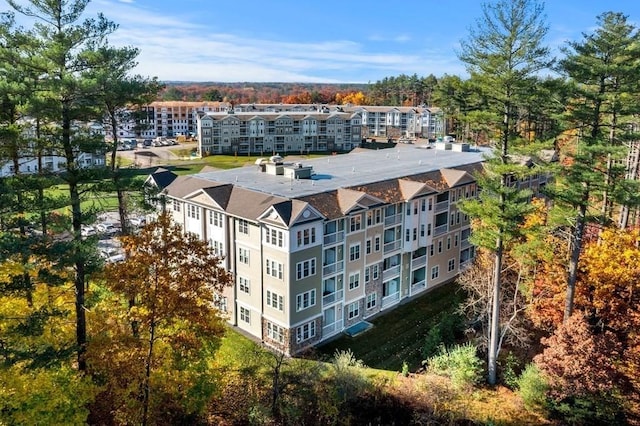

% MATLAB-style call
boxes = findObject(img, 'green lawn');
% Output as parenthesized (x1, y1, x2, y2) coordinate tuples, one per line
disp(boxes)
(316, 283, 465, 372)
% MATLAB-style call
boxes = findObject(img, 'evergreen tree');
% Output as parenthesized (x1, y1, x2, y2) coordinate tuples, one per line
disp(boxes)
(556, 12, 640, 320)
(458, 0, 552, 385)
(3, 0, 139, 372)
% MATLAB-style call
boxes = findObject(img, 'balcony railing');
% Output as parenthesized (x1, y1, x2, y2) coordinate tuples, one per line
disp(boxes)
(322, 289, 344, 306)
(384, 214, 402, 227)
(411, 280, 426, 294)
(323, 319, 344, 337)
(322, 260, 344, 276)
(323, 230, 345, 245)
(381, 292, 400, 308)
(435, 200, 449, 213)
(411, 254, 427, 266)
(434, 224, 448, 237)
(383, 240, 402, 254)
(461, 238, 471, 249)
(382, 264, 400, 281)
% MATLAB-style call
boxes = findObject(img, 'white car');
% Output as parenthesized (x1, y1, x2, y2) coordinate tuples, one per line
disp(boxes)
(81, 226, 96, 237)
(129, 217, 146, 228)
(97, 223, 120, 236)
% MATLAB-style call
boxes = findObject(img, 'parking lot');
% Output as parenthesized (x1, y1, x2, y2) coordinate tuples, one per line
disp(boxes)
(116, 141, 198, 168)
(84, 211, 147, 263)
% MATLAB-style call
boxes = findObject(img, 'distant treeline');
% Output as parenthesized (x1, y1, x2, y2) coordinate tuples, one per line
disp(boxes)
(158, 73, 441, 107)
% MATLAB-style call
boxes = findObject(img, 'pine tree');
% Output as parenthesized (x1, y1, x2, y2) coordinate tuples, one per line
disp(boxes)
(556, 11, 640, 320)
(458, 0, 552, 385)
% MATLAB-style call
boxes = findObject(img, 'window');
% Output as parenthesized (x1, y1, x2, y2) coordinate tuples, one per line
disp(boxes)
(366, 293, 377, 310)
(349, 272, 360, 290)
(296, 258, 317, 280)
(296, 321, 316, 343)
(211, 240, 224, 256)
(420, 224, 425, 237)
(413, 228, 418, 241)
(240, 306, 250, 324)
(454, 234, 459, 247)
(366, 239, 372, 254)
(349, 244, 361, 262)
(266, 228, 284, 247)
(438, 240, 443, 253)
(214, 294, 227, 312)
(431, 266, 439, 280)
(267, 322, 284, 344)
(210, 211, 223, 227)
(238, 219, 249, 234)
(267, 290, 284, 311)
(428, 198, 433, 211)
(266, 259, 283, 279)
(405, 229, 410, 242)
(365, 267, 370, 283)
(421, 199, 426, 211)
(456, 211, 461, 224)
(187, 204, 199, 219)
(348, 301, 360, 319)
(296, 289, 316, 311)
(430, 244, 434, 256)
(349, 215, 362, 232)
(173, 201, 181, 212)
(372, 264, 379, 280)
(374, 236, 381, 252)
(238, 247, 249, 264)
(297, 227, 316, 246)
(447, 237, 451, 250)
(239, 276, 250, 294)
(427, 223, 432, 236)
(448, 258, 456, 272)
(414, 202, 418, 215)
(450, 213, 455, 226)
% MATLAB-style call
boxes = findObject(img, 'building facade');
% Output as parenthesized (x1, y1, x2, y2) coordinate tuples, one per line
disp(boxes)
(196, 111, 363, 156)
(149, 143, 553, 354)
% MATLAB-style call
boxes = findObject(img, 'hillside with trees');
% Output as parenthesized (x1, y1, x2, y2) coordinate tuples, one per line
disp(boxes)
(3, 0, 640, 424)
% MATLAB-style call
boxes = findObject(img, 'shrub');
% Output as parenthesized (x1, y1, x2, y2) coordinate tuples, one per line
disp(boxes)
(421, 311, 463, 359)
(427, 343, 482, 389)
(516, 363, 548, 411)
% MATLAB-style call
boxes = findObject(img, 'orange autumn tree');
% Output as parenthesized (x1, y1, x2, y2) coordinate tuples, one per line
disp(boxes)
(577, 227, 640, 416)
(87, 213, 232, 425)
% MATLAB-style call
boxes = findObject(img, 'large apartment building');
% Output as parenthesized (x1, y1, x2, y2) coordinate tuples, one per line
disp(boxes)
(148, 142, 550, 354)
(196, 110, 363, 156)
(194, 105, 446, 157)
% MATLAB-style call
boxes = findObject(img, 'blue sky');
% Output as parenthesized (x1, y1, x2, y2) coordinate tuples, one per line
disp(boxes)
(11, 0, 640, 83)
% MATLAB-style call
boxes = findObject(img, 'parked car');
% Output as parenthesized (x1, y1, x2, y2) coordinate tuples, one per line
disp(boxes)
(81, 225, 96, 238)
(129, 216, 146, 228)
(96, 222, 119, 236)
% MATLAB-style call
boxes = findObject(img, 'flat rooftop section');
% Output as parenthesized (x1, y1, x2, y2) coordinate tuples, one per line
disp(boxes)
(196, 144, 489, 198)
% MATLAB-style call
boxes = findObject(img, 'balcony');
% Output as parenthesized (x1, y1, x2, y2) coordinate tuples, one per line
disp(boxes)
(435, 200, 449, 213)
(383, 240, 402, 254)
(411, 280, 426, 294)
(434, 224, 448, 237)
(382, 264, 400, 281)
(384, 214, 402, 227)
(322, 260, 344, 276)
(324, 230, 345, 245)
(323, 319, 344, 337)
(411, 253, 427, 266)
(322, 289, 344, 306)
(461, 238, 472, 249)
(381, 292, 400, 309)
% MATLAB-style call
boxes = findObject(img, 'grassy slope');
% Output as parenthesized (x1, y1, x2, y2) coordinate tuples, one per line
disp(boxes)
(317, 283, 465, 372)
